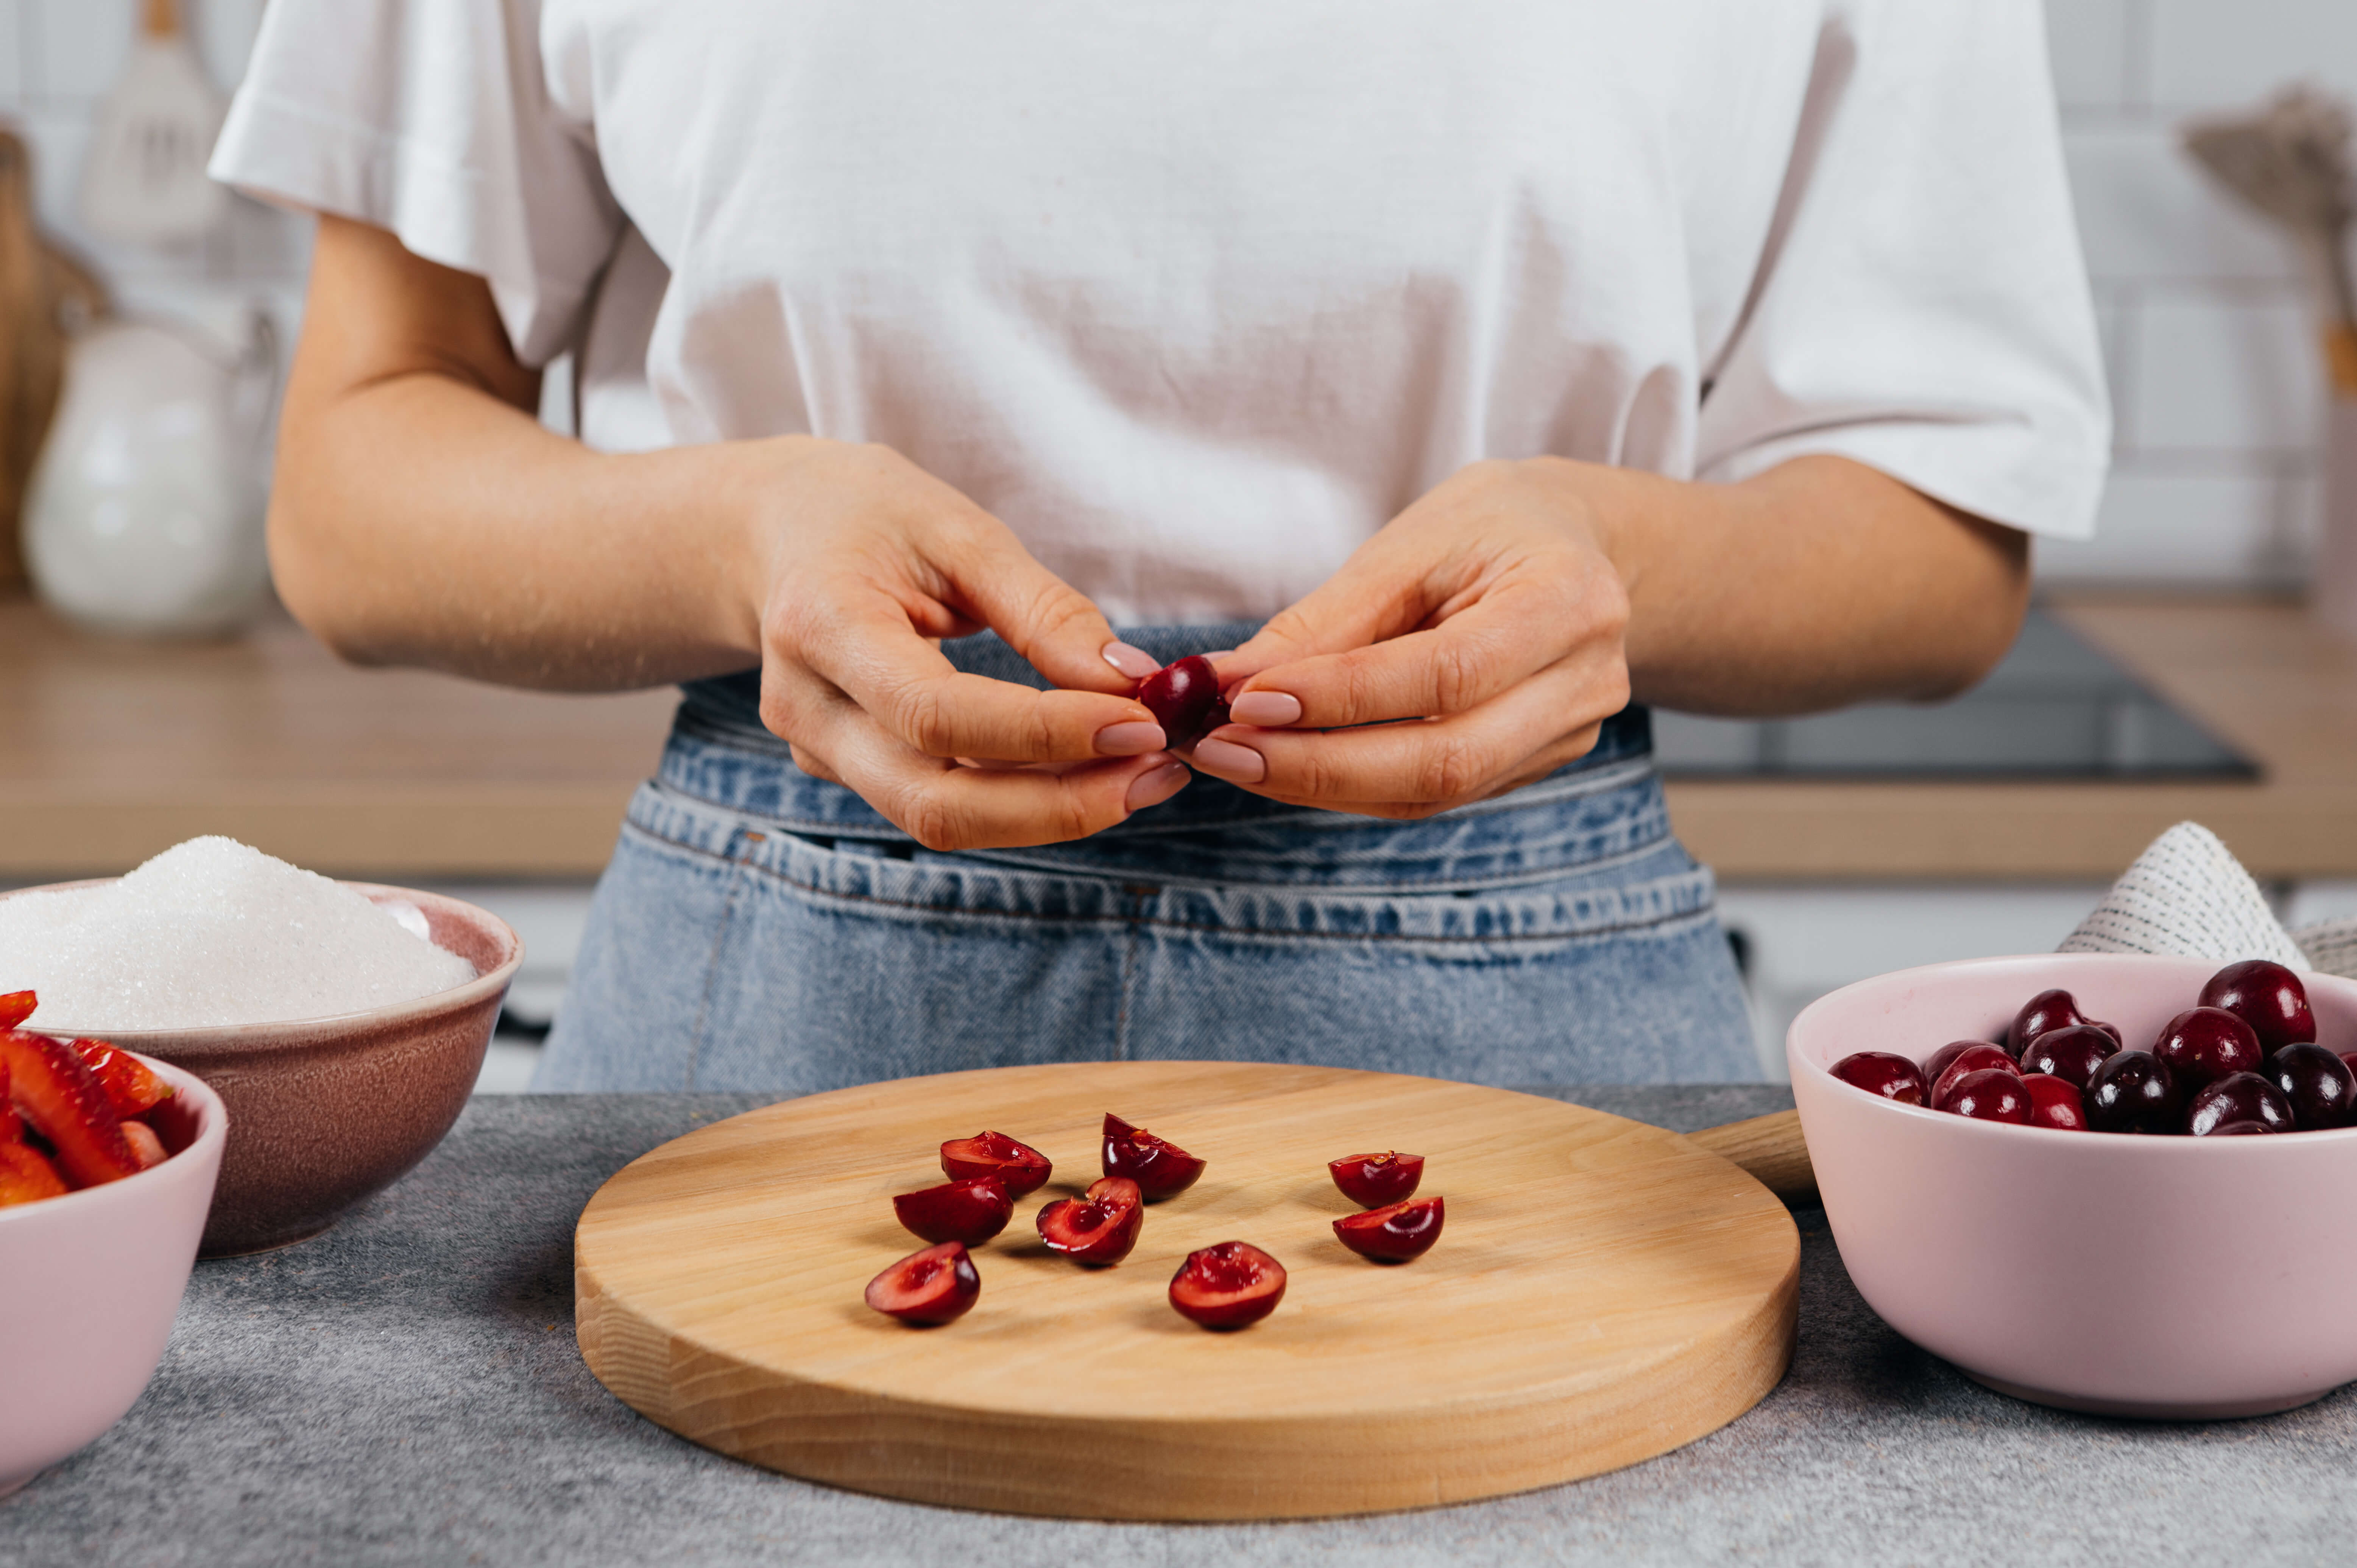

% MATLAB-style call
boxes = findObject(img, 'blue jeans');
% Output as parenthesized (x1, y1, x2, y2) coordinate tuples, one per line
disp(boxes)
(533, 628, 1757, 1093)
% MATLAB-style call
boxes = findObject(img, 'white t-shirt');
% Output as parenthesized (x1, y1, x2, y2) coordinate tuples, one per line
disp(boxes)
(213, 0, 2108, 626)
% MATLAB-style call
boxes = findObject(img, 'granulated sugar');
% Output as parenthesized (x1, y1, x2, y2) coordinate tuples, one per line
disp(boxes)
(0, 837, 477, 1030)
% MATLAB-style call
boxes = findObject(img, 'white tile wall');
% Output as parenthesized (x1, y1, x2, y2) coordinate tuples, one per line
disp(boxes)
(2047, 0, 2351, 590)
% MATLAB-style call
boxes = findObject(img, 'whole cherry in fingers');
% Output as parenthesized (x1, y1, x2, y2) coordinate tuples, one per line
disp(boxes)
(1169, 1242, 1287, 1330)
(1133, 657, 1229, 751)
(1, 1031, 139, 1186)
(1102, 1113, 1205, 1200)
(1328, 1151, 1425, 1207)
(1334, 1196, 1445, 1262)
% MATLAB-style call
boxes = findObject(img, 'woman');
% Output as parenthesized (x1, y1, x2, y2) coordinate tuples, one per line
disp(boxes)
(213, 0, 2106, 1092)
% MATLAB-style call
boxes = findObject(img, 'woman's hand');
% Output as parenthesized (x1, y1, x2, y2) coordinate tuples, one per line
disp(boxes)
(1186, 458, 1633, 819)
(737, 439, 1191, 849)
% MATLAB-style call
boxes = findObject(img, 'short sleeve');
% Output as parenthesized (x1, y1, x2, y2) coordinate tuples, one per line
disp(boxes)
(208, 0, 622, 367)
(1694, 0, 2109, 539)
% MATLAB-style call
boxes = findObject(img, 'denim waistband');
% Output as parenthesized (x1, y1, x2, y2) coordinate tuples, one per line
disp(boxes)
(664, 626, 1666, 891)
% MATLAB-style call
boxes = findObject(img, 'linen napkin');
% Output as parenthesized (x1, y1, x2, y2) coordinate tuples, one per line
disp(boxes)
(2058, 821, 2357, 978)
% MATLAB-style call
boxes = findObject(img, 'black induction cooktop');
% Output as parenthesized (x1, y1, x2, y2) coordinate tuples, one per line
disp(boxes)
(1650, 607, 2257, 781)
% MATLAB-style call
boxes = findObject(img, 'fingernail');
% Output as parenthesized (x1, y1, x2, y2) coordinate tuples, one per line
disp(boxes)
(1095, 721, 1167, 757)
(1103, 642, 1161, 680)
(1125, 760, 1191, 812)
(1190, 737, 1266, 783)
(1227, 691, 1301, 727)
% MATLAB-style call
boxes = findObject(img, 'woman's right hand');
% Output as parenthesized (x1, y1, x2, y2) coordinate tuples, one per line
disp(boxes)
(733, 438, 1190, 849)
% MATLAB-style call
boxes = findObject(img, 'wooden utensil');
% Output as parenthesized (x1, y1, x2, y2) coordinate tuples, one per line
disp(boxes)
(78, 0, 227, 246)
(576, 1061, 1801, 1520)
(0, 130, 108, 590)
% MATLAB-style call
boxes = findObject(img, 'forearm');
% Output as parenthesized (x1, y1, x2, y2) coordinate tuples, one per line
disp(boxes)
(1570, 454, 2031, 716)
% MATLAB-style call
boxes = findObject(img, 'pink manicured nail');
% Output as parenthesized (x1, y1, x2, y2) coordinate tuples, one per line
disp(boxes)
(1095, 721, 1167, 757)
(1190, 737, 1266, 784)
(1125, 760, 1190, 812)
(1227, 691, 1302, 728)
(1103, 642, 1161, 681)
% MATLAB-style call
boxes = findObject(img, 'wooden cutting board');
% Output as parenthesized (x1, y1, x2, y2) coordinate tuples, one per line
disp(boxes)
(575, 1061, 1799, 1520)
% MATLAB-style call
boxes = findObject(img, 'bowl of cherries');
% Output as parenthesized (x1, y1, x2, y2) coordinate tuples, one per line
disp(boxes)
(1790, 953, 2357, 1420)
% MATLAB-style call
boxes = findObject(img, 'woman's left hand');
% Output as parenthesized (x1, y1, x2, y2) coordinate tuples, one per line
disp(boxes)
(1188, 458, 1635, 819)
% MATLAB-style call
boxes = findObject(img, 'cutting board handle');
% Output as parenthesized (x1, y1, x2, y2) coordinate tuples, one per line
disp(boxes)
(1686, 1109, 1815, 1208)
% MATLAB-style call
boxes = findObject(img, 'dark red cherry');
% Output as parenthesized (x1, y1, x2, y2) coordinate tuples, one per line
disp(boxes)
(892, 1176, 1013, 1246)
(1829, 1052, 1927, 1105)
(1134, 656, 1228, 749)
(2198, 960, 2316, 1057)
(2019, 1025, 2117, 1090)
(1333, 1195, 1444, 1262)
(1328, 1151, 1425, 1207)
(1931, 1046, 2018, 1110)
(1168, 1241, 1286, 1330)
(1939, 1068, 2031, 1124)
(1036, 1175, 1144, 1265)
(2085, 1051, 2182, 1135)
(2020, 1073, 2088, 1131)
(2186, 1071, 2295, 1137)
(1922, 1040, 1994, 1091)
(2265, 1043, 2355, 1130)
(2008, 989, 2117, 1061)
(1102, 1113, 1205, 1200)
(939, 1130, 1052, 1197)
(2207, 1120, 2276, 1135)
(864, 1241, 981, 1325)
(2152, 1007, 2263, 1089)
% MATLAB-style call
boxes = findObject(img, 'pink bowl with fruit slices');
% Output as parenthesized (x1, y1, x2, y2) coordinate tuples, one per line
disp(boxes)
(1790, 952, 2357, 1420)
(0, 1054, 226, 1495)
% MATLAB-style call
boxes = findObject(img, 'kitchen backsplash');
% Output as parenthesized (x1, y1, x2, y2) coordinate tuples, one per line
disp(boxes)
(2, 0, 2350, 590)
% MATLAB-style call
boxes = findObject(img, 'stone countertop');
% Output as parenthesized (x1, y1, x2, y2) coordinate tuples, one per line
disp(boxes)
(9, 1087, 2355, 1567)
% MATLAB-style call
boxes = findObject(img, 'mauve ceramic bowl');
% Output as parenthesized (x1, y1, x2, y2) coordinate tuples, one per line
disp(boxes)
(1790, 953, 2357, 1420)
(0, 1055, 226, 1496)
(1, 881, 521, 1257)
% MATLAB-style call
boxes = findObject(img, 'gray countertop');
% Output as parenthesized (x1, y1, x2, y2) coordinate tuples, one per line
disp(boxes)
(9, 1086, 2356, 1567)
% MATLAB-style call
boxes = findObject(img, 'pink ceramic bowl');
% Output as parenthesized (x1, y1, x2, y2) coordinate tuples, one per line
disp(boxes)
(0, 1055, 226, 1495)
(1790, 953, 2357, 1419)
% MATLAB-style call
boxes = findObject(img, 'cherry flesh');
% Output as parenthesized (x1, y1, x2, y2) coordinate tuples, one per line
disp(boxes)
(1333, 1195, 1445, 1262)
(1036, 1175, 1144, 1265)
(1168, 1241, 1287, 1330)
(1102, 1113, 1205, 1200)
(2018, 1025, 2117, 1091)
(865, 1241, 981, 1326)
(2008, 989, 2119, 1062)
(2265, 1042, 2355, 1130)
(1328, 1151, 1425, 1207)
(2151, 1006, 2263, 1090)
(2186, 1071, 2295, 1137)
(2084, 1051, 2182, 1135)
(892, 1176, 1013, 1246)
(1931, 1045, 2018, 1110)
(939, 1130, 1053, 1198)
(1939, 1068, 2031, 1124)
(1134, 656, 1229, 750)
(2199, 959, 2317, 1057)
(1829, 1052, 1926, 1105)
(2020, 1073, 2088, 1132)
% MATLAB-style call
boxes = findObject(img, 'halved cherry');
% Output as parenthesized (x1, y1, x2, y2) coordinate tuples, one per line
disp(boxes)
(120, 1120, 167, 1170)
(1037, 1175, 1144, 1265)
(0, 991, 33, 1031)
(864, 1241, 981, 1325)
(1169, 1241, 1286, 1330)
(0, 1141, 68, 1206)
(1, 1031, 138, 1188)
(1328, 1150, 1424, 1208)
(1334, 1195, 1445, 1262)
(1102, 1113, 1204, 1200)
(68, 1039, 174, 1119)
(1135, 656, 1228, 749)
(938, 1130, 1052, 1198)
(892, 1176, 1012, 1246)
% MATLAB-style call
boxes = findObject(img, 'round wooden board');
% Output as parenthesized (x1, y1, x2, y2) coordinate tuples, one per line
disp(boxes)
(575, 1061, 1799, 1520)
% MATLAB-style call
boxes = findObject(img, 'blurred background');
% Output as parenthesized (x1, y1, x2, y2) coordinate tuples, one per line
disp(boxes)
(0, 0, 2353, 1086)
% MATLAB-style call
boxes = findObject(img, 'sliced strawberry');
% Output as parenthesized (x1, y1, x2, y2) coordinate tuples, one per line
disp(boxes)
(0, 1141, 69, 1205)
(0, 990, 34, 1030)
(0, 1053, 16, 1143)
(1, 1031, 140, 1188)
(120, 1119, 168, 1170)
(69, 1038, 175, 1117)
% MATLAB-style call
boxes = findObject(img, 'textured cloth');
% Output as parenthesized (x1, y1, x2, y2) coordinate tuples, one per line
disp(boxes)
(2059, 820, 2356, 977)
(209, 0, 2107, 624)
